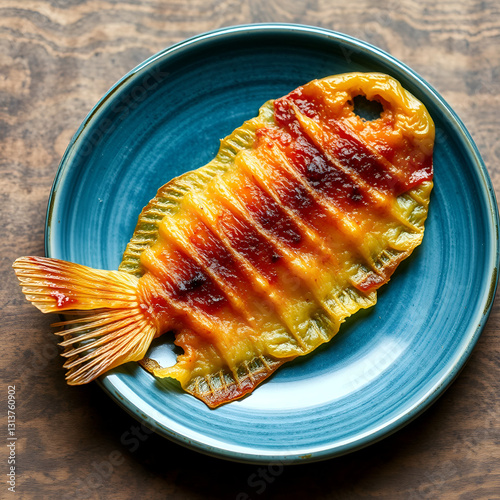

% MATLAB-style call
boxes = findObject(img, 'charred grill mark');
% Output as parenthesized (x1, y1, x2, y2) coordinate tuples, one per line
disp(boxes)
(138, 266, 217, 340)
(218, 179, 350, 318)
(177, 270, 206, 292)
(217, 177, 309, 268)
(333, 114, 432, 189)
(256, 127, 369, 238)
(271, 253, 282, 263)
(220, 168, 306, 249)
(296, 112, 422, 233)
(289, 114, 393, 209)
(273, 100, 421, 233)
(270, 171, 329, 228)
(183, 193, 274, 290)
(143, 241, 227, 316)
(189, 219, 242, 284)
(183, 193, 308, 349)
(141, 257, 259, 374)
(275, 98, 387, 201)
(235, 152, 337, 267)
(214, 174, 345, 320)
(159, 214, 258, 325)
(244, 184, 304, 248)
(258, 141, 383, 271)
(305, 151, 369, 206)
(329, 122, 404, 193)
(218, 209, 279, 283)
(155, 247, 228, 315)
(280, 126, 372, 210)
(276, 90, 432, 193)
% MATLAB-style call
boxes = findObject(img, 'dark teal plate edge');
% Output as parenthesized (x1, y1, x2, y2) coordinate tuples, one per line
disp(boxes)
(44, 23, 500, 464)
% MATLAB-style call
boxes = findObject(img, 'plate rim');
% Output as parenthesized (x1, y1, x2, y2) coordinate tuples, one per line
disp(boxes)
(45, 23, 500, 464)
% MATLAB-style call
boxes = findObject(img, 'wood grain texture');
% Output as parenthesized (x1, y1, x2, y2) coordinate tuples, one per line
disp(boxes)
(1, 1, 499, 499)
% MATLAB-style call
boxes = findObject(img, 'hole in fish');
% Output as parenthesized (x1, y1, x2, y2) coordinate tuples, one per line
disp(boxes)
(352, 95, 384, 121)
(143, 331, 181, 368)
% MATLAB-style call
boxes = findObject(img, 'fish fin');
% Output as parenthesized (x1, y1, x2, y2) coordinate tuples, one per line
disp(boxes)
(141, 353, 291, 408)
(185, 355, 291, 408)
(13, 256, 157, 384)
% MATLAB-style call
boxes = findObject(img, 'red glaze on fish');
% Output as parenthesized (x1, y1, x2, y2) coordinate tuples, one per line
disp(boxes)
(13, 72, 434, 408)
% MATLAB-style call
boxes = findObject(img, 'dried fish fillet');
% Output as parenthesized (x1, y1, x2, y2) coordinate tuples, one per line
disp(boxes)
(13, 72, 434, 407)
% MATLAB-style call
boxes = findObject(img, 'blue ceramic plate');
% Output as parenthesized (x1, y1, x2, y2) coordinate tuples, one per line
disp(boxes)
(46, 24, 499, 463)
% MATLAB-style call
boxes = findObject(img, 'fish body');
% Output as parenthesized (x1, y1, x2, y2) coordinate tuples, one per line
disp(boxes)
(14, 72, 434, 408)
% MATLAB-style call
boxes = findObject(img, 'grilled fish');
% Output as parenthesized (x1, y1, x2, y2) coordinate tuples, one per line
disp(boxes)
(13, 72, 434, 408)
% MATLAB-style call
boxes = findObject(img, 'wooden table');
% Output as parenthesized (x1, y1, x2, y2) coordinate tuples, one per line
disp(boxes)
(1, 1, 499, 498)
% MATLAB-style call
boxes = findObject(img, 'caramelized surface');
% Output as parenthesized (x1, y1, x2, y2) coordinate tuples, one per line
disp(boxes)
(121, 72, 434, 407)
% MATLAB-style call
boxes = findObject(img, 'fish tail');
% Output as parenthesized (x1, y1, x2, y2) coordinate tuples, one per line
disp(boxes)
(13, 256, 157, 384)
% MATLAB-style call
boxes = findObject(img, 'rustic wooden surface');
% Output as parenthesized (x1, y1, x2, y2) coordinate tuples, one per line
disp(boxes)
(1, 1, 499, 499)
